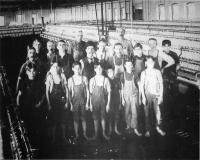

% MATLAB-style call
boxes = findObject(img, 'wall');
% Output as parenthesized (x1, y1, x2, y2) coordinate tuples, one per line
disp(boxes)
(0, 0, 200, 26)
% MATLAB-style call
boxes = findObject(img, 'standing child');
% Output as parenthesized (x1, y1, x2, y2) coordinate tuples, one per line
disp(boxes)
(68, 62, 90, 141)
(90, 63, 111, 140)
(121, 60, 141, 136)
(107, 68, 122, 135)
(46, 62, 69, 143)
(140, 56, 166, 137)
(16, 62, 45, 146)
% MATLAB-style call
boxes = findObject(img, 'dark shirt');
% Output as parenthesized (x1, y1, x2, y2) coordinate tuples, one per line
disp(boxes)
(72, 40, 86, 61)
(18, 77, 44, 107)
(52, 53, 74, 79)
(82, 57, 98, 80)
(132, 55, 146, 78)
(163, 50, 179, 80)
(109, 78, 121, 104)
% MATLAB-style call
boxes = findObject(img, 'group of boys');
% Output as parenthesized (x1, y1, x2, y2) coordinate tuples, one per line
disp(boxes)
(16, 28, 180, 145)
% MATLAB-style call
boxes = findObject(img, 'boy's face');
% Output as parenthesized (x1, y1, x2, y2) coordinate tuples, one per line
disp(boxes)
(33, 41, 41, 53)
(125, 62, 133, 72)
(76, 32, 83, 42)
(148, 40, 157, 49)
(86, 46, 94, 59)
(47, 42, 55, 52)
(26, 68, 36, 80)
(73, 65, 81, 75)
(163, 44, 170, 53)
(98, 41, 106, 51)
(134, 47, 142, 56)
(27, 49, 36, 62)
(95, 65, 103, 75)
(146, 58, 155, 68)
(107, 69, 114, 79)
(50, 63, 61, 75)
(57, 42, 66, 53)
(117, 28, 125, 37)
(114, 45, 123, 56)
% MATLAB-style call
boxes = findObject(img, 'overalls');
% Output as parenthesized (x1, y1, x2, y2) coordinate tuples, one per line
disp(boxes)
(123, 72, 138, 129)
(49, 80, 66, 125)
(134, 56, 145, 79)
(71, 76, 87, 121)
(113, 55, 124, 79)
(91, 77, 107, 120)
(144, 70, 161, 131)
(109, 78, 121, 121)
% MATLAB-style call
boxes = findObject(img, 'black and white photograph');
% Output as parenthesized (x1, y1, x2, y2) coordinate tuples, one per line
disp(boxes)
(0, 0, 199, 159)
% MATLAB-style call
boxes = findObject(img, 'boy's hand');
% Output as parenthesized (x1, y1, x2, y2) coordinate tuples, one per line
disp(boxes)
(106, 104, 110, 113)
(142, 97, 146, 106)
(35, 102, 41, 108)
(86, 103, 89, 110)
(122, 97, 125, 106)
(90, 103, 93, 112)
(64, 102, 68, 109)
(158, 97, 163, 105)
(70, 103, 73, 111)
(48, 105, 52, 111)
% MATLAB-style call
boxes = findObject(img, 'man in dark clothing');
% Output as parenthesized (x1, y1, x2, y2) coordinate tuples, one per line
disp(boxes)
(71, 30, 87, 61)
(162, 39, 180, 119)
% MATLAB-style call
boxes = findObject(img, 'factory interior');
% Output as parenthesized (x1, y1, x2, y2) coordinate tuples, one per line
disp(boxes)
(0, 0, 199, 159)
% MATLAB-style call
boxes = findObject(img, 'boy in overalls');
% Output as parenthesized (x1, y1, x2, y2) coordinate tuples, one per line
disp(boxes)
(89, 63, 111, 140)
(68, 61, 90, 141)
(107, 68, 122, 136)
(140, 56, 166, 137)
(121, 60, 141, 136)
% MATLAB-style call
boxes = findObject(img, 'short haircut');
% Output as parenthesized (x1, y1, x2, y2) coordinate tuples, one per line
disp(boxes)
(86, 41, 95, 48)
(57, 39, 65, 44)
(114, 42, 123, 48)
(25, 61, 37, 71)
(99, 38, 107, 44)
(124, 58, 132, 64)
(72, 61, 82, 68)
(28, 46, 36, 52)
(94, 62, 103, 69)
(145, 55, 155, 62)
(133, 43, 143, 49)
(33, 39, 41, 45)
(148, 38, 157, 42)
(162, 39, 171, 46)
(47, 40, 54, 44)
(106, 67, 114, 73)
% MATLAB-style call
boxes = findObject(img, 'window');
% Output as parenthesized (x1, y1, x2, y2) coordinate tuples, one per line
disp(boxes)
(172, 3, 181, 20)
(159, 4, 165, 20)
(187, 2, 200, 21)
(133, 3, 143, 20)
(0, 16, 5, 26)
(114, 8, 118, 20)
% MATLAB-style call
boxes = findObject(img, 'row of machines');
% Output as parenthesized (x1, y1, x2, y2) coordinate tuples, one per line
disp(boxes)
(0, 66, 33, 159)
(0, 25, 42, 38)
(41, 22, 200, 88)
